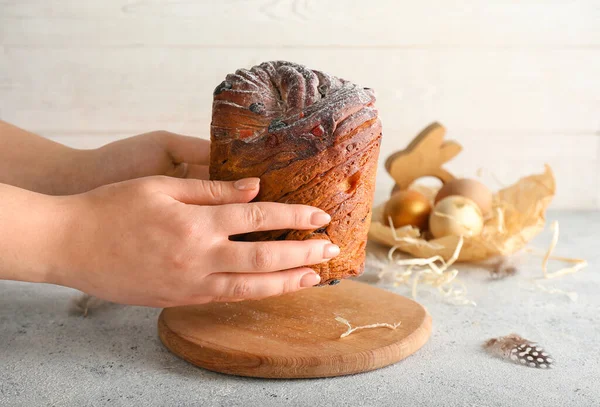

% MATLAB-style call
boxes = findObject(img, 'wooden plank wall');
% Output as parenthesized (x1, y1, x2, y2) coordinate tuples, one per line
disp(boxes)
(1, 0, 599, 208)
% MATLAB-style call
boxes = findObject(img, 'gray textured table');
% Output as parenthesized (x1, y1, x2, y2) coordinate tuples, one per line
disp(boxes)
(1, 210, 599, 407)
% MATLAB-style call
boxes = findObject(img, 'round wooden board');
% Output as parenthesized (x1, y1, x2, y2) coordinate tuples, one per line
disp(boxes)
(158, 280, 431, 379)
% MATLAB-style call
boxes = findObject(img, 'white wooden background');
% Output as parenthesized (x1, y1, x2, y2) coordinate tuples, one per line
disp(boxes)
(1, 0, 599, 208)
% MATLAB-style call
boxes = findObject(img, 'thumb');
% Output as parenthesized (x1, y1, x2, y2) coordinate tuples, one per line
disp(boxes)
(161, 177, 260, 205)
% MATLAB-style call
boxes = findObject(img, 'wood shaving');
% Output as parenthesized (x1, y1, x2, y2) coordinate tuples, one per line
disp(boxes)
(541, 221, 560, 277)
(522, 220, 587, 300)
(378, 218, 476, 306)
(526, 248, 587, 278)
(495, 207, 506, 233)
(387, 218, 443, 249)
(335, 316, 401, 338)
(542, 261, 587, 280)
(536, 221, 588, 279)
(531, 281, 578, 302)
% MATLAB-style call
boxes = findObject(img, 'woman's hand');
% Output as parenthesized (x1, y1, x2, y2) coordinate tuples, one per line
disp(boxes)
(51, 176, 338, 307)
(0, 122, 210, 195)
(79, 130, 211, 191)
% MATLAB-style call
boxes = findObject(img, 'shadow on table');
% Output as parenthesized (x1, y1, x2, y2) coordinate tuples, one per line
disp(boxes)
(0, 290, 238, 382)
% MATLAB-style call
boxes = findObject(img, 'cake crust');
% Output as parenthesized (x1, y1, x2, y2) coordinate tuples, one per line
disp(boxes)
(209, 61, 382, 284)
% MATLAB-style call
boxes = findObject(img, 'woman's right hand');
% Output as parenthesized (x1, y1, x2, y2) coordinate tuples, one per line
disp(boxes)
(52, 176, 338, 308)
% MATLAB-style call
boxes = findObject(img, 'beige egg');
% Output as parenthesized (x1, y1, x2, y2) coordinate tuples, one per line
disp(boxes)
(435, 178, 493, 217)
(429, 196, 484, 238)
(383, 190, 432, 231)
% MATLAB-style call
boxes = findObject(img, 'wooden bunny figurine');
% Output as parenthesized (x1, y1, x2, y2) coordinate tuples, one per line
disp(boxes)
(386, 122, 462, 193)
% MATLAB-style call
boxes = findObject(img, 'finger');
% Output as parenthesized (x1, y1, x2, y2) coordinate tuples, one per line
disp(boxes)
(184, 165, 209, 180)
(162, 131, 210, 166)
(217, 240, 340, 273)
(163, 163, 209, 180)
(158, 177, 261, 205)
(214, 202, 331, 235)
(202, 297, 246, 303)
(204, 268, 321, 301)
(184, 296, 247, 305)
(164, 162, 189, 178)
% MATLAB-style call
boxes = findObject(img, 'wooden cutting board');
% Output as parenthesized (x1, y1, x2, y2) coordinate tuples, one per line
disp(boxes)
(158, 280, 431, 378)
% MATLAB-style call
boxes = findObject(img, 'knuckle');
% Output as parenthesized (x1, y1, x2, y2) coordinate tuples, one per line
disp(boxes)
(174, 214, 200, 240)
(252, 243, 273, 271)
(181, 222, 199, 240)
(151, 130, 173, 143)
(157, 129, 172, 137)
(231, 280, 253, 298)
(246, 204, 267, 230)
(215, 243, 236, 270)
(204, 181, 223, 200)
(169, 253, 187, 272)
(150, 174, 170, 184)
(281, 277, 295, 295)
(134, 177, 157, 193)
(304, 243, 317, 265)
(294, 207, 306, 227)
(138, 175, 170, 194)
(168, 246, 191, 272)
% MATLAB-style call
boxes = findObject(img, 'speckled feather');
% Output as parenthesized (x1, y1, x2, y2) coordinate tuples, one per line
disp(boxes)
(484, 333, 554, 369)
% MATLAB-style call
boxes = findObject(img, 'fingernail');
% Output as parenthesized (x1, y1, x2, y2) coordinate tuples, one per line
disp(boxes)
(300, 272, 321, 287)
(323, 244, 340, 259)
(310, 211, 331, 226)
(234, 178, 260, 191)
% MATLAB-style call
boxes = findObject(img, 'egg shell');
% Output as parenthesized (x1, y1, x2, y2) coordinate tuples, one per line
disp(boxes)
(429, 195, 484, 238)
(383, 190, 432, 231)
(434, 178, 492, 217)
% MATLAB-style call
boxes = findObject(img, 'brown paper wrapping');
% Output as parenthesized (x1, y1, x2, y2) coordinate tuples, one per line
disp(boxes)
(368, 165, 556, 262)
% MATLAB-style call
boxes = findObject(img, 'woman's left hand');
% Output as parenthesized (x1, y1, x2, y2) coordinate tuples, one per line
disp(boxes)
(81, 130, 210, 190)
(0, 121, 210, 195)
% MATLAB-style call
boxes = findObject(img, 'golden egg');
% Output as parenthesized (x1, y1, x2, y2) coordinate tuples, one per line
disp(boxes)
(429, 196, 484, 238)
(435, 178, 492, 217)
(383, 190, 432, 231)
